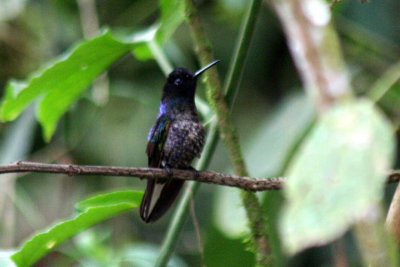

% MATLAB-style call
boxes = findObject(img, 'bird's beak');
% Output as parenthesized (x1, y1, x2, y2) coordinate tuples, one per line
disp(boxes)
(194, 60, 221, 78)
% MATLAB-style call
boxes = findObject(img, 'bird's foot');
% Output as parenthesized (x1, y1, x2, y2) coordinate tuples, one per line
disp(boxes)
(188, 166, 200, 179)
(165, 166, 173, 178)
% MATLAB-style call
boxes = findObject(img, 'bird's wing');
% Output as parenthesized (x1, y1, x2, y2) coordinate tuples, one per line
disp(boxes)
(145, 113, 172, 168)
(140, 113, 183, 223)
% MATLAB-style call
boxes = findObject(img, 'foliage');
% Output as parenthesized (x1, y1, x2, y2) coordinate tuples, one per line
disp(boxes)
(281, 99, 394, 254)
(11, 191, 142, 267)
(0, 0, 399, 266)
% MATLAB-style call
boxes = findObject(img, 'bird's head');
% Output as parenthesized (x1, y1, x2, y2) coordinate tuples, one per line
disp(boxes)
(162, 60, 220, 102)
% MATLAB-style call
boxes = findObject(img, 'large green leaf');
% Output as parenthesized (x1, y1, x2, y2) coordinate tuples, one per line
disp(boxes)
(0, 30, 135, 141)
(280, 99, 395, 255)
(1, 0, 188, 141)
(11, 190, 143, 267)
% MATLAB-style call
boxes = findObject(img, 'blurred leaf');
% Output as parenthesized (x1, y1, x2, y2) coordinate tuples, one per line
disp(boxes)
(280, 99, 395, 255)
(1, 30, 135, 141)
(245, 93, 315, 177)
(379, 83, 400, 117)
(214, 94, 314, 244)
(0, 106, 36, 164)
(0, 250, 17, 267)
(72, 229, 114, 265)
(11, 190, 143, 267)
(120, 244, 187, 267)
(156, 0, 185, 43)
(204, 227, 255, 267)
(217, 0, 247, 16)
(132, 0, 185, 61)
(213, 186, 248, 238)
(0, 0, 26, 21)
(75, 190, 143, 212)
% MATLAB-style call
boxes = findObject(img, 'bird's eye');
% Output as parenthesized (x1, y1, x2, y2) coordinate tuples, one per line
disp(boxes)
(174, 78, 182, 86)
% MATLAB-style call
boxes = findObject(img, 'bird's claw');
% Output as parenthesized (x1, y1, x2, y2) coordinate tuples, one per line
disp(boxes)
(188, 166, 200, 179)
(165, 166, 173, 177)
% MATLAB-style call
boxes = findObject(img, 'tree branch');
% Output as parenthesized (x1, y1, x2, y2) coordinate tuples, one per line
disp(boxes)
(2, 161, 284, 191)
(3, 161, 400, 191)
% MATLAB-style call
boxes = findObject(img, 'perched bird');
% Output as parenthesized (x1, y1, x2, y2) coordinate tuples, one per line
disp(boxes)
(140, 60, 220, 223)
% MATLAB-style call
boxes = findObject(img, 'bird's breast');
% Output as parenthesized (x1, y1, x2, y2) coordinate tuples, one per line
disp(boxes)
(162, 120, 205, 168)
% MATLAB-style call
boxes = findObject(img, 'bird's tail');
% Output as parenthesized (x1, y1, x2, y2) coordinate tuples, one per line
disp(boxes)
(140, 179, 184, 223)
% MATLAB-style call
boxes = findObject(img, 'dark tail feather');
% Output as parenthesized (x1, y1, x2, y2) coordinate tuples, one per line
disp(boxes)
(140, 179, 184, 223)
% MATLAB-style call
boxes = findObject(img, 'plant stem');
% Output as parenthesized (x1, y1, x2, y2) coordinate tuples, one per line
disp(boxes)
(386, 182, 400, 244)
(223, 0, 262, 106)
(272, 0, 351, 111)
(367, 60, 400, 102)
(155, 121, 219, 267)
(148, 39, 173, 75)
(355, 204, 399, 267)
(156, 0, 270, 266)
(184, 0, 271, 265)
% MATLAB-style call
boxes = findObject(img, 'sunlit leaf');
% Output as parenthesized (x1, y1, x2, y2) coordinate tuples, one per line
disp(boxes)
(280, 99, 395, 254)
(11, 190, 143, 267)
(1, 30, 135, 141)
(75, 190, 143, 212)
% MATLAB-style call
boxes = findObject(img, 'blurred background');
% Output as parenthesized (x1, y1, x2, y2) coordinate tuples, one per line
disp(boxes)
(0, 0, 399, 266)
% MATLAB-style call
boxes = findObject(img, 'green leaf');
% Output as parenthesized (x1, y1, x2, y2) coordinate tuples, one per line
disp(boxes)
(280, 99, 395, 255)
(156, 0, 185, 43)
(245, 93, 315, 177)
(1, 0, 188, 141)
(11, 190, 143, 267)
(131, 0, 185, 61)
(213, 186, 249, 238)
(75, 190, 143, 212)
(1, 30, 135, 141)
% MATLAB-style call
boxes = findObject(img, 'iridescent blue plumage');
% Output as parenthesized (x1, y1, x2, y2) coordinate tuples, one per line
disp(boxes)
(140, 61, 220, 223)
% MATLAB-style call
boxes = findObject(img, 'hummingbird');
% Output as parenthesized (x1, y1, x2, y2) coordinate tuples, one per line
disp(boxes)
(140, 60, 220, 223)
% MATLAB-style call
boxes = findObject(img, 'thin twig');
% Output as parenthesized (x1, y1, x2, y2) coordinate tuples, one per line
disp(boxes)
(2, 161, 400, 190)
(190, 193, 206, 267)
(386, 180, 400, 244)
(0, 161, 283, 191)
